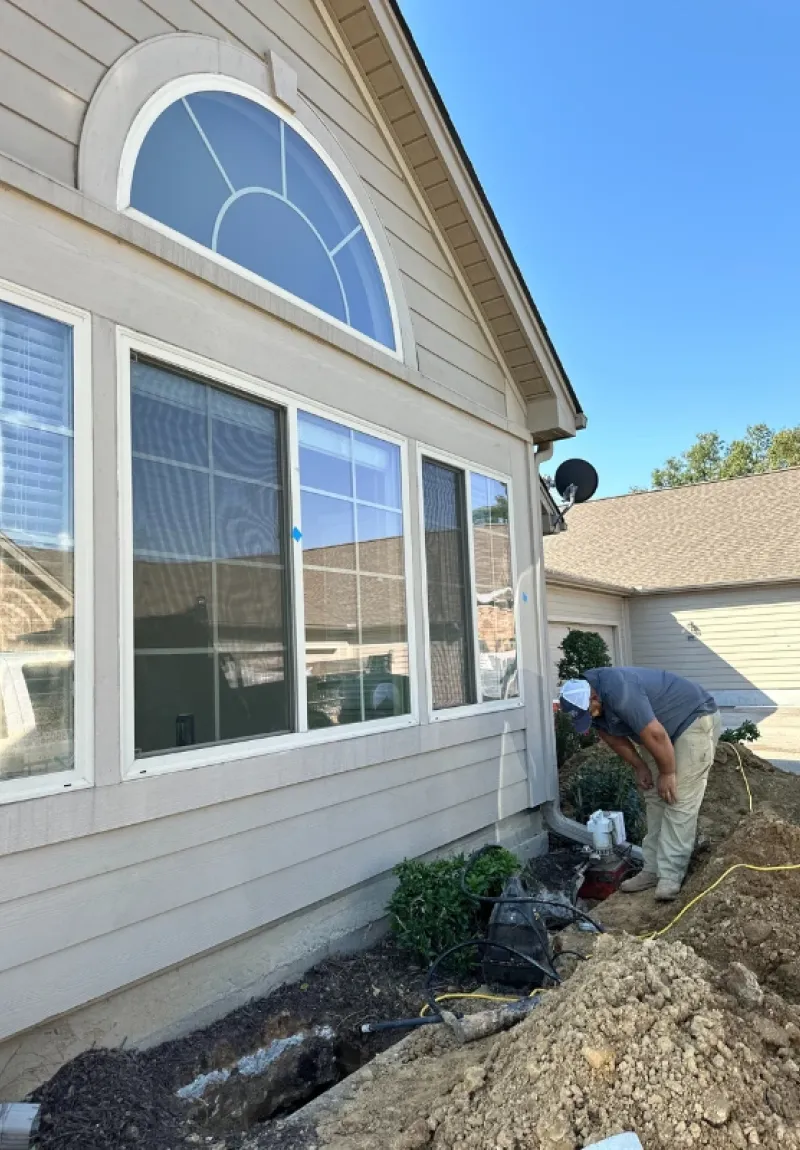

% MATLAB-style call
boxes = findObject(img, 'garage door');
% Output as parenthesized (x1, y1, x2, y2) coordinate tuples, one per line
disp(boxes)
(549, 622, 617, 699)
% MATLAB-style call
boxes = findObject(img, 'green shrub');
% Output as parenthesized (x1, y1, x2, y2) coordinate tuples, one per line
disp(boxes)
(564, 755, 647, 844)
(555, 707, 582, 768)
(720, 720, 760, 744)
(388, 847, 519, 970)
(557, 629, 612, 683)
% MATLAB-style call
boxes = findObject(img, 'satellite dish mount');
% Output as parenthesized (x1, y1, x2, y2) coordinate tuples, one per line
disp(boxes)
(544, 458, 599, 529)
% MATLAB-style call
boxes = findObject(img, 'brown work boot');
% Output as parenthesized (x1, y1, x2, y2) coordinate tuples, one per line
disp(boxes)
(619, 870, 657, 893)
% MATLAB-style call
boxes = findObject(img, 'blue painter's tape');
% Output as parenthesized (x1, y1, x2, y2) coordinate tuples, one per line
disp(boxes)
(522, 592, 529, 603)
(292, 526, 302, 542)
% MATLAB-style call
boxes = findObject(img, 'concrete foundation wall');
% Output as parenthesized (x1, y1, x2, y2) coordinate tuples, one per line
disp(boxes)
(0, 809, 545, 1100)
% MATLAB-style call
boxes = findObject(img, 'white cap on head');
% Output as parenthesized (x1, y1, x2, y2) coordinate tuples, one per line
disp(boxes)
(560, 679, 590, 711)
(558, 678, 593, 734)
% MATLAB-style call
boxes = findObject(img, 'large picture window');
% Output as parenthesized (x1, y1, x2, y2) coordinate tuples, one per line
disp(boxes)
(124, 347, 412, 770)
(125, 85, 397, 352)
(421, 454, 519, 714)
(0, 292, 91, 796)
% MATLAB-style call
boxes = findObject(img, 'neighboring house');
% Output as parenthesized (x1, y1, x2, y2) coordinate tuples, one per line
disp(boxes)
(0, 0, 585, 1093)
(544, 470, 800, 750)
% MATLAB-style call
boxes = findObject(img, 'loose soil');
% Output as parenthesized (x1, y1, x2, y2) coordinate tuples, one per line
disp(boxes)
(30, 742, 800, 1150)
(597, 813, 800, 1002)
(32, 939, 430, 1150)
(276, 935, 800, 1149)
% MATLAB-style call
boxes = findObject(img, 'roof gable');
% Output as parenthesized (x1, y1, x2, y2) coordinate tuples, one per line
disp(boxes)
(321, 0, 583, 441)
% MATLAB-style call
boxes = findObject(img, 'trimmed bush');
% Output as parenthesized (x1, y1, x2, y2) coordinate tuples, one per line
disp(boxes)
(388, 847, 520, 971)
(720, 720, 760, 744)
(557, 629, 612, 683)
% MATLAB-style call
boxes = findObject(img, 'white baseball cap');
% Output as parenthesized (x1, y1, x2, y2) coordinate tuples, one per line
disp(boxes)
(559, 679, 592, 734)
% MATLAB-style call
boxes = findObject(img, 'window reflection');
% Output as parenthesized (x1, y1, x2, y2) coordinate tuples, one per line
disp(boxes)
(0, 300, 75, 781)
(422, 460, 475, 710)
(299, 411, 409, 727)
(131, 90, 396, 348)
(471, 474, 518, 702)
(131, 359, 292, 755)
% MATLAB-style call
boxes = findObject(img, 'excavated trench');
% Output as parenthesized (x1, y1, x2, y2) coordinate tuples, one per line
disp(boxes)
(180, 1025, 376, 1139)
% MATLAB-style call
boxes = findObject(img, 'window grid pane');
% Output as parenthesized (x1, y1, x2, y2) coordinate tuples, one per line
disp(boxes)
(131, 358, 292, 755)
(422, 459, 475, 710)
(0, 300, 75, 782)
(470, 474, 518, 703)
(130, 90, 396, 349)
(299, 411, 409, 728)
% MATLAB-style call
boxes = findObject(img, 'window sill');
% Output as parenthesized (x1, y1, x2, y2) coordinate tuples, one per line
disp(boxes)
(0, 771, 92, 807)
(429, 699, 525, 724)
(124, 713, 420, 781)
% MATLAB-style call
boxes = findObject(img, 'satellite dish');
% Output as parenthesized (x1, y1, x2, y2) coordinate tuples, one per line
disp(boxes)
(554, 459, 599, 504)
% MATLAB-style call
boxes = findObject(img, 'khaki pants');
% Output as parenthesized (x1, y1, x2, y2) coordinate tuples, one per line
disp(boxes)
(638, 712, 722, 885)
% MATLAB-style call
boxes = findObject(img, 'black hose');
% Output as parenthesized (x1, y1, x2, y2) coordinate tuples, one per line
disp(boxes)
(552, 950, 588, 965)
(461, 844, 606, 933)
(424, 938, 559, 1019)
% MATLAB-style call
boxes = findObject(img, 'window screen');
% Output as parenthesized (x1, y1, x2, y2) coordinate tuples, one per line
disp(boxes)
(0, 300, 75, 781)
(421, 459, 475, 710)
(130, 90, 396, 349)
(299, 411, 409, 727)
(131, 358, 292, 754)
(471, 474, 518, 702)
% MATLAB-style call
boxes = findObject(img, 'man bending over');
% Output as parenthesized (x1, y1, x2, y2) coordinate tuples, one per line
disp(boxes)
(559, 667, 722, 901)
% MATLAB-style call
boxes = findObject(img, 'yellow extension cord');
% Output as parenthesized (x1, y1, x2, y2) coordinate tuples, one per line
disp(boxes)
(420, 990, 546, 1017)
(418, 744, 795, 1014)
(639, 741, 800, 940)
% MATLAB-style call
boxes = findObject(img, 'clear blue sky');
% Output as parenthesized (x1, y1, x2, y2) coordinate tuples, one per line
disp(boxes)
(398, 1, 800, 495)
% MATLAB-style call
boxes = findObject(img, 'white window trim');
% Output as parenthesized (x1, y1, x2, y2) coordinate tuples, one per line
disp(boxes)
(416, 443, 524, 724)
(0, 279, 94, 805)
(117, 74, 404, 363)
(117, 328, 418, 781)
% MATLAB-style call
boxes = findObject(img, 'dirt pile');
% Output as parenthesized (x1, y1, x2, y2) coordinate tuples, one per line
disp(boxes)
(311, 935, 800, 1150)
(597, 813, 800, 1001)
(670, 815, 800, 1001)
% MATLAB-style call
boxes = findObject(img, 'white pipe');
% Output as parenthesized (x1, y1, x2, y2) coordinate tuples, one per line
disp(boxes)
(0, 1103, 40, 1149)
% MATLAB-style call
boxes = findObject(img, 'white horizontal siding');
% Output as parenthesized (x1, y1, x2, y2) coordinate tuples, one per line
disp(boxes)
(0, 734, 527, 1039)
(545, 582, 628, 695)
(629, 585, 800, 692)
(0, 0, 510, 420)
(547, 583, 626, 628)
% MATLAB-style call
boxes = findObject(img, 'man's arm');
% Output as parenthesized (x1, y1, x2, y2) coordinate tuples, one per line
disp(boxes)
(638, 719, 678, 803)
(597, 729, 653, 790)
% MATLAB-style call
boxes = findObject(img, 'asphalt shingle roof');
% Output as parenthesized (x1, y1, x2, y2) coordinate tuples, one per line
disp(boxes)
(543, 467, 800, 592)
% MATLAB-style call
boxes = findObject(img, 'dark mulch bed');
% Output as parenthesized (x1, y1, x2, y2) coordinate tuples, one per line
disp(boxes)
(31, 939, 430, 1150)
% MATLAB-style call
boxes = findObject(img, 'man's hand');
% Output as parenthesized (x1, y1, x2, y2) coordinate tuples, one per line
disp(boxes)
(598, 729, 654, 790)
(634, 763, 654, 791)
(657, 771, 678, 804)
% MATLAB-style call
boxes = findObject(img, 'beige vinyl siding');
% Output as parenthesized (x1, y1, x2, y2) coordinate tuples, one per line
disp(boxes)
(547, 584, 626, 630)
(0, 729, 527, 1040)
(629, 585, 800, 692)
(0, 174, 543, 1042)
(0, 0, 511, 422)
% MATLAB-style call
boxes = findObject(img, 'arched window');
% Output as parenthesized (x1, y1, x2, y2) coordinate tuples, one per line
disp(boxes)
(124, 83, 398, 352)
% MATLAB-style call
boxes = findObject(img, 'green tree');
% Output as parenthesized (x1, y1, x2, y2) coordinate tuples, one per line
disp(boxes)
(557, 629, 612, 682)
(472, 493, 509, 524)
(646, 424, 800, 490)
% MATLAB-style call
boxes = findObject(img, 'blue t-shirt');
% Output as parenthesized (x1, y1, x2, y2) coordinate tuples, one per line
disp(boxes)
(584, 667, 717, 743)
